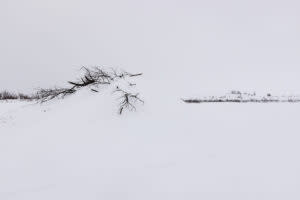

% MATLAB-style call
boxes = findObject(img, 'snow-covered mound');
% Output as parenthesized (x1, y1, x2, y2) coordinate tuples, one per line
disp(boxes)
(1, 89, 300, 200)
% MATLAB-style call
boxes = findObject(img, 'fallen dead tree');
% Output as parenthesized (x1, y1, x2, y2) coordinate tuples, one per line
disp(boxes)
(1, 67, 143, 114)
(35, 67, 144, 114)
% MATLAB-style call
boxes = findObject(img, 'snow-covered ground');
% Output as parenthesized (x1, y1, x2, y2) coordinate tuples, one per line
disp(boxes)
(1, 87, 300, 200)
(1, 0, 300, 199)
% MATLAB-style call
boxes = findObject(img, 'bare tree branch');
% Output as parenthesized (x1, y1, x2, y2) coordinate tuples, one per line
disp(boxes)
(114, 86, 144, 114)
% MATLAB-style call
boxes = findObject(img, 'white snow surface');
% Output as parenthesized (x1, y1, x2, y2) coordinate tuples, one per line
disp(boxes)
(1, 87, 300, 200)
(1, 0, 300, 199)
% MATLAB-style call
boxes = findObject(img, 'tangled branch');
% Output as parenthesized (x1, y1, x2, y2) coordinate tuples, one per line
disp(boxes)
(114, 87, 144, 115)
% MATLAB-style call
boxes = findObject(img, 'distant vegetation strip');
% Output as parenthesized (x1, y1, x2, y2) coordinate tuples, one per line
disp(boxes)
(183, 91, 300, 103)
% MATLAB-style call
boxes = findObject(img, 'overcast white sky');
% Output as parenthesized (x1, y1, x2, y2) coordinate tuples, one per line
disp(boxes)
(1, 0, 300, 94)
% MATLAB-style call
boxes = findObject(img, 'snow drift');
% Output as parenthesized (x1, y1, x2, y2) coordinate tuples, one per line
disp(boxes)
(1, 87, 300, 200)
